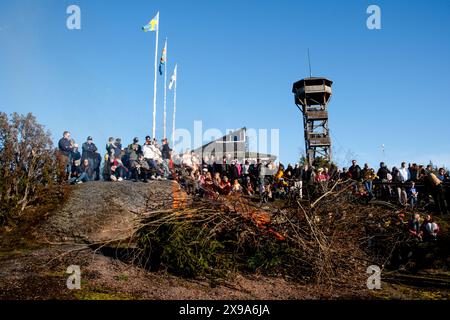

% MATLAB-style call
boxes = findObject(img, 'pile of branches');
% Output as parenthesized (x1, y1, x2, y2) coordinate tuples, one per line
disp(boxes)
(131, 181, 408, 289)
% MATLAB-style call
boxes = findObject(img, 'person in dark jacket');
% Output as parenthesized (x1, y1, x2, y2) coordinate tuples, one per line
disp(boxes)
(161, 138, 172, 179)
(339, 167, 349, 181)
(58, 131, 73, 179)
(391, 167, 402, 183)
(348, 160, 362, 181)
(228, 160, 240, 184)
(292, 163, 300, 179)
(82, 136, 98, 173)
(284, 164, 293, 178)
(81, 158, 94, 181)
(114, 138, 122, 158)
(94, 152, 102, 181)
(301, 164, 313, 184)
(131, 154, 150, 182)
(69, 157, 89, 184)
(347, 160, 362, 193)
(106, 137, 115, 157)
(214, 159, 223, 176)
(71, 142, 81, 163)
(127, 137, 142, 169)
(377, 162, 391, 181)
(409, 163, 419, 182)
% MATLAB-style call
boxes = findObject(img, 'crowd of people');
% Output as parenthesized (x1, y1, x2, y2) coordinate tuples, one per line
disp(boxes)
(58, 131, 172, 183)
(58, 131, 448, 242)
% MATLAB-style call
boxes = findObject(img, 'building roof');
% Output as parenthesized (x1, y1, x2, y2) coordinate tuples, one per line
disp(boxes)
(194, 127, 247, 153)
(193, 127, 277, 161)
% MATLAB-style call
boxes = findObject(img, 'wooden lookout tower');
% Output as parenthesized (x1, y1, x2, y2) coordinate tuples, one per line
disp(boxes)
(292, 77, 333, 165)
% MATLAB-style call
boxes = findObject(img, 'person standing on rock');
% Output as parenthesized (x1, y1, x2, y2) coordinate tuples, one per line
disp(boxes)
(161, 138, 172, 180)
(143, 136, 159, 179)
(58, 131, 73, 180)
(82, 136, 98, 176)
(113, 138, 122, 158)
(106, 137, 116, 160)
(127, 137, 142, 170)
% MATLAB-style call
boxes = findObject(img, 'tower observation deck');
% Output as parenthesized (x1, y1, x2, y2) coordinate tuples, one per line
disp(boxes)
(292, 77, 333, 165)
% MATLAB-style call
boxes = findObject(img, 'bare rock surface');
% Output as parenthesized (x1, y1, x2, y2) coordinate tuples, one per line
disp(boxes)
(41, 180, 179, 243)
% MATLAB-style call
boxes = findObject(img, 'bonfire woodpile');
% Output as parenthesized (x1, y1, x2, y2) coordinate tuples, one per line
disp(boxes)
(130, 180, 408, 290)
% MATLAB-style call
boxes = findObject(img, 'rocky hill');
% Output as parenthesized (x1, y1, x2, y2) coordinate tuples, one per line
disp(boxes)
(1, 180, 448, 300)
(0, 181, 322, 300)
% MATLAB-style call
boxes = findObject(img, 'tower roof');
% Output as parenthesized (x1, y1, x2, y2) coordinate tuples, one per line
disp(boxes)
(292, 77, 333, 106)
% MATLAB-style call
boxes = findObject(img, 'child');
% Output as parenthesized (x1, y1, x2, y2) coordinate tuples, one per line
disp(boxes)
(219, 176, 231, 195)
(408, 213, 423, 241)
(245, 176, 255, 196)
(409, 181, 418, 209)
(232, 179, 242, 193)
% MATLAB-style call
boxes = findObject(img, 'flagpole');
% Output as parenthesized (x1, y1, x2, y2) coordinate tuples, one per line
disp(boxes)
(152, 12, 159, 139)
(172, 64, 177, 145)
(163, 38, 168, 139)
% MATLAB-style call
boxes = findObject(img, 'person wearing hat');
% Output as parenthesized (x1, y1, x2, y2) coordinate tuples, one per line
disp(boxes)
(127, 137, 142, 171)
(315, 168, 327, 182)
(82, 136, 98, 176)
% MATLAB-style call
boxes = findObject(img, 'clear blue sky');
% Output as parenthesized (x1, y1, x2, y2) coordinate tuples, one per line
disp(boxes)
(1, 0, 449, 168)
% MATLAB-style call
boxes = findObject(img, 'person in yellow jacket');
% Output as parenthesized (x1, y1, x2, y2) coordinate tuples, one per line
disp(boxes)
(426, 165, 449, 215)
(362, 163, 377, 199)
(274, 164, 289, 190)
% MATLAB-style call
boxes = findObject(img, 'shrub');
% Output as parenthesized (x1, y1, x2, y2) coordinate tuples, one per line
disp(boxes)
(0, 112, 65, 225)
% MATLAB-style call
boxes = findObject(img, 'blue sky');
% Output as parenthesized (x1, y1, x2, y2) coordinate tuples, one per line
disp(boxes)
(1, 0, 449, 168)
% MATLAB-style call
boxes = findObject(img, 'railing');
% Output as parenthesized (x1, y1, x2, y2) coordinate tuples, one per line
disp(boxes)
(305, 110, 328, 120)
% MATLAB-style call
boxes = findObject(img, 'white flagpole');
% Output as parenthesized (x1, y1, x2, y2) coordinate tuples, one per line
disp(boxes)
(171, 64, 177, 145)
(152, 12, 159, 139)
(163, 38, 168, 139)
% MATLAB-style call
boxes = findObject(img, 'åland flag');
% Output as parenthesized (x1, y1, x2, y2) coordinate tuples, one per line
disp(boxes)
(159, 39, 167, 75)
(142, 12, 159, 32)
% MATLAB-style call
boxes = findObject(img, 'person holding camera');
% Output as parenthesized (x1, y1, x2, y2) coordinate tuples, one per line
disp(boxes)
(131, 153, 150, 182)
